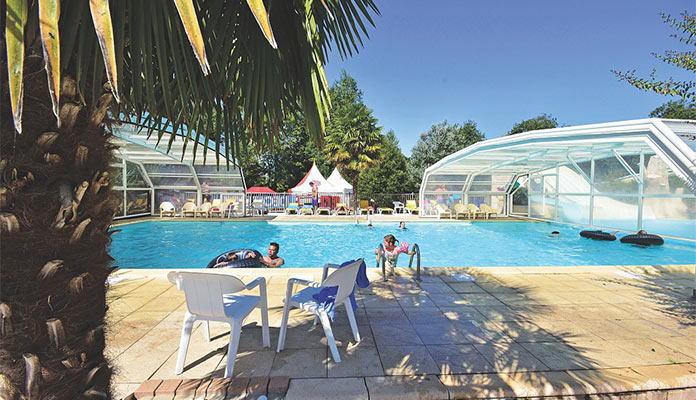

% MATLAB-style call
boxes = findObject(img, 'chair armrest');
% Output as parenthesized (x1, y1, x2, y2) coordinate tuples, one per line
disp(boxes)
(287, 278, 321, 288)
(246, 277, 266, 290)
(321, 263, 340, 283)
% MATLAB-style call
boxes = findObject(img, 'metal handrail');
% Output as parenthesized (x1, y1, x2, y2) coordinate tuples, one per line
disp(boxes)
(408, 243, 421, 281)
(377, 243, 421, 282)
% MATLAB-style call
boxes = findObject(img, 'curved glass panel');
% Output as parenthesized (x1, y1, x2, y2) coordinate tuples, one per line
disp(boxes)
(643, 155, 691, 194)
(126, 161, 148, 187)
(126, 190, 151, 215)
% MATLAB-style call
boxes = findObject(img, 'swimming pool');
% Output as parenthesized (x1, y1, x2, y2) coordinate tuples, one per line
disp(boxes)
(110, 220, 696, 269)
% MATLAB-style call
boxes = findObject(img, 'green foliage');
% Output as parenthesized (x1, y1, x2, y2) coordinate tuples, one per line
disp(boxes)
(239, 114, 330, 191)
(649, 100, 696, 119)
(506, 114, 559, 135)
(324, 71, 382, 204)
(408, 120, 485, 188)
(358, 130, 412, 206)
(612, 12, 696, 101)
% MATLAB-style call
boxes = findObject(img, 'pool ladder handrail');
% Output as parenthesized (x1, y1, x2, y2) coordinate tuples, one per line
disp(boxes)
(377, 243, 421, 282)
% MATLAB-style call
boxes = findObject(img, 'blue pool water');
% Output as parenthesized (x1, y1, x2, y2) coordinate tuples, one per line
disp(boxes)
(110, 221, 696, 269)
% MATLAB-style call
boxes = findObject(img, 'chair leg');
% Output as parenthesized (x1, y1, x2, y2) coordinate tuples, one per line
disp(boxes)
(224, 320, 242, 378)
(260, 297, 270, 348)
(277, 302, 291, 352)
(202, 320, 210, 342)
(175, 312, 196, 375)
(344, 300, 361, 342)
(318, 311, 341, 363)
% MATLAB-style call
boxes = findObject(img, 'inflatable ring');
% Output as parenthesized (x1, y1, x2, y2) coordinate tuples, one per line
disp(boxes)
(579, 230, 616, 241)
(206, 249, 265, 268)
(620, 234, 664, 246)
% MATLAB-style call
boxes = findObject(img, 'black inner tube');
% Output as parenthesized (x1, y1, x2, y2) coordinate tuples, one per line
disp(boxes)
(579, 230, 616, 241)
(620, 234, 664, 246)
(206, 248, 265, 268)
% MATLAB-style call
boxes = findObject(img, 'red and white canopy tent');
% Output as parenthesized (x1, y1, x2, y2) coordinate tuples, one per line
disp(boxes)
(289, 162, 341, 194)
(246, 186, 276, 194)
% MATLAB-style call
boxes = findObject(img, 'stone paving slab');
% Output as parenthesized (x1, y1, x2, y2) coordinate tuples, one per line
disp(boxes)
(285, 377, 367, 400)
(110, 265, 696, 399)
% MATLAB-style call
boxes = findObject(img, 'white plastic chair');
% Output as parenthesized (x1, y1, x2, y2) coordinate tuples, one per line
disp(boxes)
(276, 260, 363, 363)
(392, 201, 405, 214)
(168, 271, 270, 378)
(160, 201, 176, 217)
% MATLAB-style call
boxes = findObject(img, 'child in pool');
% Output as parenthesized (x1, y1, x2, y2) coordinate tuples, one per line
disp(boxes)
(376, 234, 415, 275)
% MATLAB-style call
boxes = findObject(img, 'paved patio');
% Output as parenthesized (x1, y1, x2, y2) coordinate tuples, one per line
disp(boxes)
(108, 265, 696, 399)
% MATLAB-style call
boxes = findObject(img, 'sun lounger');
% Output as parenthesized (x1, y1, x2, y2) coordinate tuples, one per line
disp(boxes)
(378, 207, 393, 214)
(405, 200, 419, 214)
(392, 201, 405, 214)
(467, 203, 485, 219)
(285, 203, 300, 214)
(316, 207, 331, 215)
(181, 201, 196, 217)
(210, 199, 224, 218)
(454, 203, 469, 219)
(334, 203, 349, 215)
(479, 203, 498, 219)
(195, 202, 212, 218)
(435, 204, 452, 219)
(359, 200, 374, 215)
(160, 201, 176, 217)
(300, 204, 314, 215)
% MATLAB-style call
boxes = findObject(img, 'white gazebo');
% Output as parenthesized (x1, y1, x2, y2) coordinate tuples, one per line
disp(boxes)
(289, 162, 341, 194)
(327, 167, 353, 195)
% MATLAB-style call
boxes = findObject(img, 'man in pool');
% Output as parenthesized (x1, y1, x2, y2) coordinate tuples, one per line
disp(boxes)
(398, 221, 407, 229)
(248, 242, 285, 268)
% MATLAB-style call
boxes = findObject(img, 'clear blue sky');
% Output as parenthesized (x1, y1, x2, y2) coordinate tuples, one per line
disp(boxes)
(324, 0, 695, 156)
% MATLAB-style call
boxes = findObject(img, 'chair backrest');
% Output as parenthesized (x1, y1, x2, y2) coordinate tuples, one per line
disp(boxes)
(321, 259, 362, 304)
(467, 203, 479, 212)
(200, 202, 212, 212)
(160, 201, 175, 211)
(359, 200, 368, 208)
(252, 199, 263, 207)
(336, 203, 346, 208)
(393, 201, 404, 207)
(406, 200, 417, 209)
(480, 203, 490, 212)
(212, 199, 222, 208)
(168, 271, 247, 319)
(454, 203, 466, 213)
(436, 204, 449, 213)
(182, 202, 196, 212)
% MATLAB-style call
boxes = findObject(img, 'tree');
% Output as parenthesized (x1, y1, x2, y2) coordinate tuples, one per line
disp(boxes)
(358, 130, 411, 205)
(0, 1, 378, 398)
(324, 72, 382, 207)
(408, 120, 485, 188)
(612, 12, 696, 101)
(506, 114, 558, 135)
(649, 100, 696, 119)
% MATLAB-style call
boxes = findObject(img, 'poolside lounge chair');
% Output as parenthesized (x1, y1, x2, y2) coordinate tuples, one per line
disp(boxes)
(334, 203, 349, 215)
(378, 207, 394, 214)
(359, 200, 374, 215)
(479, 203, 498, 219)
(316, 207, 331, 215)
(300, 204, 314, 215)
(210, 199, 224, 218)
(160, 201, 176, 217)
(435, 204, 452, 219)
(454, 203, 469, 219)
(251, 199, 266, 216)
(285, 203, 300, 214)
(181, 201, 197, 217)
(467, 203, 485, 219)
(405, 200, 419, 214)
(277, 260, 363, 363)
(392, 201, 405, 214)
(168, 271, 270, 378)
(195, 202, 212, 218)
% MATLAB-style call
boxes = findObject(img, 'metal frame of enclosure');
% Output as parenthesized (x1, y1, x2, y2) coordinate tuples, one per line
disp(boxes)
(420, 119, 696, 240)
(110, 122, 246, 219)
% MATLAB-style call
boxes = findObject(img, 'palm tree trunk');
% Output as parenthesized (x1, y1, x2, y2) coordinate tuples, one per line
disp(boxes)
(1, 55, 117, 398)
(352, 176, 359, 211)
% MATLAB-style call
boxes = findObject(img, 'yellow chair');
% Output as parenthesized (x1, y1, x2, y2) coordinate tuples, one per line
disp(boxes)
(359, 200, 373, 215)
(210, 199, 224, 218)
(479, 203, 498, 219)
(335, 203, 349, 215)
(181, 201, 197, 217)
(195, 202, 212, 218)
(467, 204, 485, 220)
(454, 203, 469, 219)
(405, 200, 419, 214)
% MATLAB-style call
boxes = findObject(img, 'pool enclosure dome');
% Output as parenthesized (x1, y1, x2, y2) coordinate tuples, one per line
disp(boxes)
(420, 118, 696, 239)
(110, 122, 246, 218)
